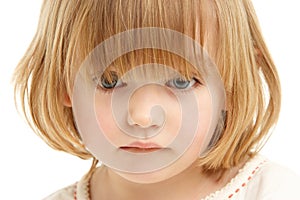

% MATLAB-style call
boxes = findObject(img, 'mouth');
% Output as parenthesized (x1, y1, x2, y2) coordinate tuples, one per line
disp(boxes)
(120, 142, 163, 153)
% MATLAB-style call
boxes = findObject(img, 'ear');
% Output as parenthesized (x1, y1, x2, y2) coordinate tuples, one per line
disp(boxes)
(63, 92, 72, 107)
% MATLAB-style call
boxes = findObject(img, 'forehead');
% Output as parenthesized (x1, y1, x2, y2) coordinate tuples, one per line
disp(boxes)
(89, 48, 206, 85)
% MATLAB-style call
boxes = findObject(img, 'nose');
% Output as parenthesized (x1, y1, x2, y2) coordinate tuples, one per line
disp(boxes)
(127, 84, 166, 129)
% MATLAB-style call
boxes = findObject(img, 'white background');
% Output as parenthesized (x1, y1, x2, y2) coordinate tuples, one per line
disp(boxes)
(0, 1, 299, 199)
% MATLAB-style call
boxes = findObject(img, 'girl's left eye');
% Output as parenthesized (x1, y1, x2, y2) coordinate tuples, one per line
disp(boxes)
(166, 77, 197, 90)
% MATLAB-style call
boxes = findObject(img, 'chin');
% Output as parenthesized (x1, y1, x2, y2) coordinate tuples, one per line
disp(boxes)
(112, 155, 197, 184)
(113, 167, 178, 184)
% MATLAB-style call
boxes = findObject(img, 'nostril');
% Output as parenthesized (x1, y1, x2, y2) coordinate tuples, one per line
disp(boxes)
(127, 112, 153, 128)
(127, 105, 165, 128)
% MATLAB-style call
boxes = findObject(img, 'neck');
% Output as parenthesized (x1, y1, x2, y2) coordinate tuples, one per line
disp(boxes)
(89, 161, 238, 200)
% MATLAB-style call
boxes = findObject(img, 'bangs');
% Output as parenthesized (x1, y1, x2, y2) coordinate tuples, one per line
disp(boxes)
(69, 0, 214, 87)
(68, 0, 215, 89)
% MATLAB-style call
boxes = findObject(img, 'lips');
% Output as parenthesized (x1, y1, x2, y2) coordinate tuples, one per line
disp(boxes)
(120, 142, 162, 153)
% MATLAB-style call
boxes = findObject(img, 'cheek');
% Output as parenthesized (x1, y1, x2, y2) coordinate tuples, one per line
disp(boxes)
(174, 89, 212, 162)
(95, 94, 112, 127)
(94, 94, 123, 145)
(194, 88, 213, 149)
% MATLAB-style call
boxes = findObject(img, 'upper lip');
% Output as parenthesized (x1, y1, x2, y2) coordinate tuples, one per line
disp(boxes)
(121, 141, 162, 149)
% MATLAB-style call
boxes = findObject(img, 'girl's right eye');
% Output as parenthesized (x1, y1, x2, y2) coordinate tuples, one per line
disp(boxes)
(96, 72, 124, 90)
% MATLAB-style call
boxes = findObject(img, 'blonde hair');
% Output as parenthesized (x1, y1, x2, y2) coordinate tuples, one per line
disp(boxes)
(13, 0, 280, 172)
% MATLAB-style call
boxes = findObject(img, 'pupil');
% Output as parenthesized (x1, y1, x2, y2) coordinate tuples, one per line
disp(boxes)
(174, 78, 189, 89)
(101, 73, 118, 89)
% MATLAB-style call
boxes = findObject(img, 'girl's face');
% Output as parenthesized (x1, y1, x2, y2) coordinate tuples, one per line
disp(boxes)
(93, 66, 213, 183)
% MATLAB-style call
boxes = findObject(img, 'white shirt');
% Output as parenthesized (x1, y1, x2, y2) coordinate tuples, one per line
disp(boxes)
(43, 155, 300, 200)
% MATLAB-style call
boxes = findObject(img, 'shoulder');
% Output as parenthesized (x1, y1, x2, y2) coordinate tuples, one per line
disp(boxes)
(246, 156, 300, 199)
(42, 173, 90, 200)
(205, 155, 300, 200)
(42, 184, 75, 200)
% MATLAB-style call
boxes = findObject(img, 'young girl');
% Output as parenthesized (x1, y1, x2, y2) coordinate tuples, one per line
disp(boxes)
(13, 0, 300, 199)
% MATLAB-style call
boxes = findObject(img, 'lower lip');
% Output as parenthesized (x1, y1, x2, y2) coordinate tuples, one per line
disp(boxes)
(120, 147, 162, 153)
